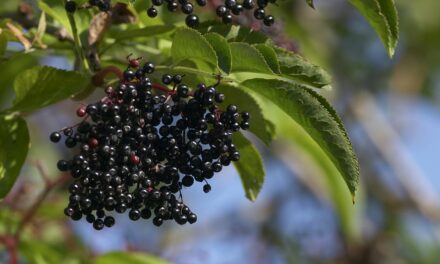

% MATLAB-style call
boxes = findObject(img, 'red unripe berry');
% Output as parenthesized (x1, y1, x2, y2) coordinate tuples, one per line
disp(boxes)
(129, 59, 140, 68)
(76, 106, 87, 117)
(88, 138, 98, 148)
(130, 154, 140, 165)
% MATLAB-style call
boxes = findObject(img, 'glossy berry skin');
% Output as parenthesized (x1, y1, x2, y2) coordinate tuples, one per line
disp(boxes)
(65, 1, 77, 13)
(203, 184, 211, 193)
(196, 0, 206, 6)
(147, 7, 158, 18)
(216, 6, 227, 17)
(185, 14, 199, 28)
(152, 0, 163, 5)
(167, 2, 178, 12)
(50, 132, 62, 143)
(263, 15, 275, 26)
(162, 74, 172, 84)
(243, 0, 255, 9)
(222, 14, 233, 24)
(51, 58, 250, 230)
(181, 3, 193, 14)
(254, 8, 265, 20)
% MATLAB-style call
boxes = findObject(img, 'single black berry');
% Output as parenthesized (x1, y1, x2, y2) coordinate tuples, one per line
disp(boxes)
(147, 7, 158, 18)
(263, 15, 275, 26)
(50, 132, 62, 143)
(65, 1, 77, 13)
(185, 14, 199, 28)
(203, 184, 211, 193)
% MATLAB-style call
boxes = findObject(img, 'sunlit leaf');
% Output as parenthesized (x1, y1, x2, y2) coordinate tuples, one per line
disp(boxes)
(349, 0, 399, 57)
(0, 115, 29, 199)
(233, 132, 265, 201)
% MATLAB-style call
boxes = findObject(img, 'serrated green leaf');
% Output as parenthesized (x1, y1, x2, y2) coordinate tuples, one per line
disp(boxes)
(0, 115, 29, 199)
(171, 28, 218, 70)
(204, 32, 232, 74)
(254, 44, 281, 74)
(234, 27, 268, 44)
(94, 252, 169, 264)
(233, 132, 265, 201)
(0, 54, 38, 109)
(229, 42, 273, 74)
(349, 0, 399, 57)
(11, 66, 90, 113)
(273, 46, 332, 89)
(217, 84, 275, 145)
(242, 79, 359, 197)
(257, 98, 362, 238)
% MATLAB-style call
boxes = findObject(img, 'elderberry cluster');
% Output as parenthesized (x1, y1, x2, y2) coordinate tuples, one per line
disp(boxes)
(147, 0, 276, 27)
(65, 0, 276, 27)
(215, 0, 275, 26)
(147, 0, 207, 28)
(50, 57, 250, 230)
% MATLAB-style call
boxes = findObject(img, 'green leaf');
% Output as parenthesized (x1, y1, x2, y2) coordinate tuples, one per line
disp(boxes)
(273, 46, 332, 89)
(171, 27, 218, 70)
(253, 44, 281, 74)
(229, 42, 273, 74)
(94, 252, 169, 264)
(0, 33, 7, 55)
(204, 32, 232, 74)
(108, 25, 175, 40)
(242, 79, 359, 197)
(10, 66, 90, 113)
(217, 84, 275, 145)
(349, 0, 399, 57)
(38, 1, 70, 33)
(0, 115, 29, 199)
(233, 132, 265, 201)
(0, 54, 38, 94)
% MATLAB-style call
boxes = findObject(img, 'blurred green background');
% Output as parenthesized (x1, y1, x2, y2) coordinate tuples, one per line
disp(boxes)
(2, 0, 440, 263)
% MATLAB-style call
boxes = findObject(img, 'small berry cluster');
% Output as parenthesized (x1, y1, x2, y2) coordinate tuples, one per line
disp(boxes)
(65, 0, 112, 13)
(147, 0, 207, 28)
(65, 0, 276, 27)
(50, 56, 250, 230)
(215, 0, 275, 26)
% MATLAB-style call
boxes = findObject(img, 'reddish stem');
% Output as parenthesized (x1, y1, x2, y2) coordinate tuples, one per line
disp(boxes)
(0, 235, 18, 264)
(92, 66, 123, 86)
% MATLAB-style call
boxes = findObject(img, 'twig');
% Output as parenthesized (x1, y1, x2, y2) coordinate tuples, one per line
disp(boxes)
(63, 0, 90, 72)
(14, 173, 70, 238)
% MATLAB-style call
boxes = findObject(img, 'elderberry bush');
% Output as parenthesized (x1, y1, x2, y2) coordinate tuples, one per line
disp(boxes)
(65, 0, 276, 27)
(50, 57, 250, 230)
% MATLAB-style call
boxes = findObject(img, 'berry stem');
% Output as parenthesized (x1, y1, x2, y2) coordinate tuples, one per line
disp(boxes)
(0, 235, 18, 264)
(92, 66, 124, 86)
(14, 171, 70, 238)
(63, 0, 90, 73)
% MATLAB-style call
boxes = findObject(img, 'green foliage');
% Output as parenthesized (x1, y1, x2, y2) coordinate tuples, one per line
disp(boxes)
(232, 132, 265, 201)
(204, 32, 232, 74)
(349, 0, 399, 57)
(94, 252, 170, 264)
(0, 115, 29, 199)
(241, 79, 359, 197)
(229, 42, 273, 74)
(10, 66, 90, 113)
(217, 84, 275, 146)
(171, 28, 218, 70)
